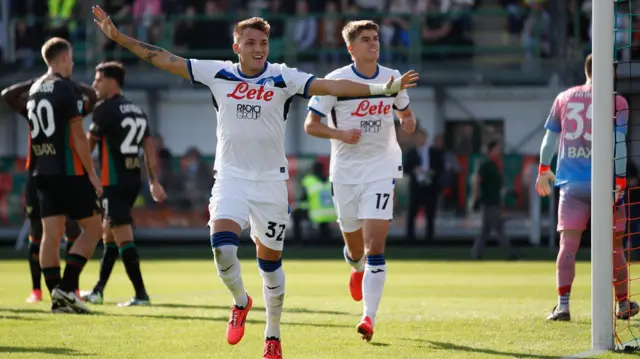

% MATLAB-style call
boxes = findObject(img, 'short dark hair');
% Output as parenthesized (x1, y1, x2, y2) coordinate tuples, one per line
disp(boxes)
(487, 140, 500, 152)
(96, 61, 126, 88)
(342, 20, 379, 45)
(585, 54, 592, 78)
(41, 37, 72, 65)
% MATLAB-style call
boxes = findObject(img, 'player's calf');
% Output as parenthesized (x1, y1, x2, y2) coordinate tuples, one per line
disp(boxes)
(112, 224, 150, 305)
(26, 236, 42, 303)
(359, 219, 391, 337)
(256, 237, 285, 357)
(39, 216, 66, 295)
(342, 229, 365, 301)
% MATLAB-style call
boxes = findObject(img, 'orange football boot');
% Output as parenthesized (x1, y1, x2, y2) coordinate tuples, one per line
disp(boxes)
(26, 289, 42, 303)
(263, 338, 283, 359)
(226, 295, 253, 345)
(349, 270, 364, 301)
(357, 316, 374, 342)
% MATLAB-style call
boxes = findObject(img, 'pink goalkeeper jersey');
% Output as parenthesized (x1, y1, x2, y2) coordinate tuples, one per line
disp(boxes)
(544, 84, 628, 191)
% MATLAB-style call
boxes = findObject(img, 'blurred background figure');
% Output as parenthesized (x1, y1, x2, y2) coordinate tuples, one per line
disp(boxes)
(470, 141, 515, 260)
(295, 160, 336, 241)
(405, 129, 444, 243)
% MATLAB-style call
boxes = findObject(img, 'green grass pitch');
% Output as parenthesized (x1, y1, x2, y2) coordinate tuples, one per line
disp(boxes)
(0, 247, 637, 358)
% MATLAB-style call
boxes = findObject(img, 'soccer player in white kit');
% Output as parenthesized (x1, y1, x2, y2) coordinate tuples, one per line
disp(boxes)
(304, 21, 416, 342)
(92, 7, 418, 359)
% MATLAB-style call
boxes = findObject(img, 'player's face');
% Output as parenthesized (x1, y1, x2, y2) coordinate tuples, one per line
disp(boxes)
(233, 28, 269, 73)
(349, 30, 379, 63)
(92, 71, 109, 100)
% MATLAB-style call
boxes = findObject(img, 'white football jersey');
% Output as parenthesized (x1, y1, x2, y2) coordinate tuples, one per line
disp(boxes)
(308, 64, 410, 184)
(188, 59, 315, 180)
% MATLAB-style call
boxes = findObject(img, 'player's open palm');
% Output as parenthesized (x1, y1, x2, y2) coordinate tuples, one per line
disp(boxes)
(339, 129, 362, 144)
(150, 182, 167, 203)
(92, 5, 118, 39)
(535, 170, 556, 197)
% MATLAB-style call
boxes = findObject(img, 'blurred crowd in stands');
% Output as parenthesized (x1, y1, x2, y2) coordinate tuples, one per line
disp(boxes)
(1, 0, 619, 69)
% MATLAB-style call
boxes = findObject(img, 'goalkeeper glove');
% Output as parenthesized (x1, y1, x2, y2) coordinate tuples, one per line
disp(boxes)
(615, 177, 627, 206)
(535, 164, 556, 197)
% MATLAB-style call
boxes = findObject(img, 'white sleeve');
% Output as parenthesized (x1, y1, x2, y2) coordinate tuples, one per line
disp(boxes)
(187, 59, 229, 86)
(392, 72, 410, 111)
(280, 64, 316, 99)
(307, 94, 336, 118)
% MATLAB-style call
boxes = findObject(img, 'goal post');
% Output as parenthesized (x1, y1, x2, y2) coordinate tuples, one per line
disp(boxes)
(591, 0, 615, 351)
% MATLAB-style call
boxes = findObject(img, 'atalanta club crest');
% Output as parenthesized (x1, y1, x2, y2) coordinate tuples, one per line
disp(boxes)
(262, 78, 275, 88)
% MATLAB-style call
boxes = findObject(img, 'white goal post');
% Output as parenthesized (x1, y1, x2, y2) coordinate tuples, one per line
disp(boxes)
(591, 0, 615, 351)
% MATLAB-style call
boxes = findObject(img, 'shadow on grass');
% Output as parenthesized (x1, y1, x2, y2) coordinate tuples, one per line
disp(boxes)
(0, 346, 94, 356)
(0, 307, 351, 329)
(400, 339, 561, 359)
(152, 302, 350, 316)
(0, 315, 39, 321)
(369, 342, 391, 347)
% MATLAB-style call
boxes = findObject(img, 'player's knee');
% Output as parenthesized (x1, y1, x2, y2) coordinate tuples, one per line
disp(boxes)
(42, 217, 65, 241)
(79, 215, 102, 239)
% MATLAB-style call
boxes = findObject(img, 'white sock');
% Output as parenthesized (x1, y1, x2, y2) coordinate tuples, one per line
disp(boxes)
(363, 254, 386, 325)
(557, 293, 570, 312)
(259, 258, 285, 339)
(343, 245, 365, 272)
(212, 244, 248, 308)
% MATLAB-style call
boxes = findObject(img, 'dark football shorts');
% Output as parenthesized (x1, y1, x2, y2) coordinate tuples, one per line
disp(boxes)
(36, 175, 100, 220)
(102, 183, 140, 227)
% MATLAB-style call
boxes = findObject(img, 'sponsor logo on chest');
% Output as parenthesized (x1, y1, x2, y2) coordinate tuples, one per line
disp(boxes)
(226, 82, 275, 120)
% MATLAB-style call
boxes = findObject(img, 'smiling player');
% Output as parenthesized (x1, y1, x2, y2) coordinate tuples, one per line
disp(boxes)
(304, 20, 416, 342)
(92, 5, 418, 359)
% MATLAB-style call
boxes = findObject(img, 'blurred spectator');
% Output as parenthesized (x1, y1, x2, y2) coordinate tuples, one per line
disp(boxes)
(297, 160, 336, 240)
(178, 147, 213, 211)
(352, 0, 385, 13)
(173, 6, 198, 52)
(294, 0, 318, 60)
(405, 129, 445, 242)
(194, 1, 231, 55)
(566, 0, 590, 61)
(14, 21, 37, 68)
(101, 0, 135, 63)
(434, 134, 462, 215)
(381, 0, 412, 63)
(48, 0, 77, 40)
(319, 1, 340, 65)
(423, 0, 474, 60)
(133, 0, 162, 43)
(521, 0, 550, 68)
(501, 0, 527, 39)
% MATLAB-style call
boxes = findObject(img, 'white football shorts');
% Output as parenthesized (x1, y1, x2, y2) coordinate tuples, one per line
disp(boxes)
(208, 176, 290, 251)
(332, 178, 396, 233)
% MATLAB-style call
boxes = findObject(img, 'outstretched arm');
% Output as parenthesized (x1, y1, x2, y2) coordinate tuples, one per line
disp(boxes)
(92, 5, 189, 80)
(307, 70, 419, 98)
(1, 79, 35, 115)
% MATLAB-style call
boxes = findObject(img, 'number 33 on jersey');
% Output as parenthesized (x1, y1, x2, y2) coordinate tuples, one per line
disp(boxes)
(89, 95, 151, 186)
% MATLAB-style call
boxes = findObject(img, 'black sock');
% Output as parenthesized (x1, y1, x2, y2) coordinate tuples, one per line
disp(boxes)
(28, 238, 41, 291)
(59, 254, 88, 292)
(64, 238, 76, 257)
(119, 241, 147, 298)
(93, 243, 119, 294)
(41, 267, 61, 294)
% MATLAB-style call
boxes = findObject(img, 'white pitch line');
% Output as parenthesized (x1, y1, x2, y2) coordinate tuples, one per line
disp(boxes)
(560, 349, 606, 359)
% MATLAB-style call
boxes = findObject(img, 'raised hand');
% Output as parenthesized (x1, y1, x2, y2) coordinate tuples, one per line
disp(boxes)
(92, 5, 119, 40)
(398, 70, 419, 90)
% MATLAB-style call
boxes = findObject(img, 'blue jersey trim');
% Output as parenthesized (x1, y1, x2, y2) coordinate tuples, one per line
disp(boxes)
(351, 64, 379, 80)
(237, 62, 268, 79)
(301, 76, 316, 99)
(186, 59, 195, 84)
(308, 107, 326, 118)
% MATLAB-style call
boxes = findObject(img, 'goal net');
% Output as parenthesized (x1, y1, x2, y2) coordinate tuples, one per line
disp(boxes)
(613, 0, 640, 351)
